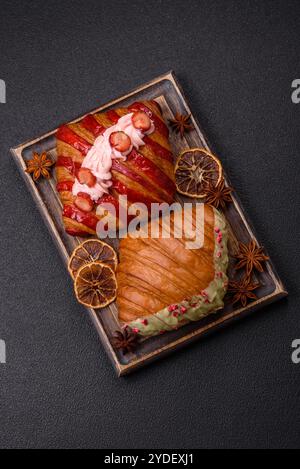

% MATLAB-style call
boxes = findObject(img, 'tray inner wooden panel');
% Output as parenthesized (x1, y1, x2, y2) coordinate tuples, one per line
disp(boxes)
(12, 73, 287, 374)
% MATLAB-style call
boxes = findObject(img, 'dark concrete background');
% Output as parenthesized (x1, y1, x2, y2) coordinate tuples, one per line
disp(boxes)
(0, 0, 299, 449)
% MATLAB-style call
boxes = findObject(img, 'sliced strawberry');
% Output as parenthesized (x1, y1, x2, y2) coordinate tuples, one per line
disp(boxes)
(74, 193, 94, 212)
(109, 131, 131, 153)
(77, 167, 97, 188)
(128, 102, 169, 138)
(131, 111, 151, 131)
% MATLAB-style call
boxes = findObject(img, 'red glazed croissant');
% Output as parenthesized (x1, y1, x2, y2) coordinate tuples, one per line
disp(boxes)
(55, 100, 176, 237)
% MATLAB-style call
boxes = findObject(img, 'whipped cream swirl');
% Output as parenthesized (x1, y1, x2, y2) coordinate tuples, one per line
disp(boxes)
(72, 113, 155, 201)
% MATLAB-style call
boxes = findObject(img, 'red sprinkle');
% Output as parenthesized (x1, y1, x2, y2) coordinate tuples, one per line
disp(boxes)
(181, 306, 187, 314)
(173, 312, 179, 318)
(215, 227, 220, 233)
(132, 328, 139, 334)
(141, 319, 148, 326)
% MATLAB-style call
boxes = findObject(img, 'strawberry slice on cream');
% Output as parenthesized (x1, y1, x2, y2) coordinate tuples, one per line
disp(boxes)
(74, 192, 94, 212)
(77, 167, 97, 188)
(132, 111, 152, 132)
(109, 131, 132, 154)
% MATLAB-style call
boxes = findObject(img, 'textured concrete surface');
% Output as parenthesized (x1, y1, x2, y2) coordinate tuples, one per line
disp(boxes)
(0, 0, 299, 449)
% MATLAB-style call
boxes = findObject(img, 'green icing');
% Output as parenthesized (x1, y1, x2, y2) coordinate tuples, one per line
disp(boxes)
(126, 207, 229, 337)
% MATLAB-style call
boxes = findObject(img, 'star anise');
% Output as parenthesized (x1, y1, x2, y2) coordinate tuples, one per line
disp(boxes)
(234, 240, 269, 278)
(205, 179, 233, 209)
(111, 328, 139, 354)
(228, 277, 260, 307)
(26, 152, 54, 181)
(168, 113, 194, 138)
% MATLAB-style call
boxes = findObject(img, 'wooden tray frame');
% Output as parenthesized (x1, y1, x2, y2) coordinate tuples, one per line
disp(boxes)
(11, 71, 287, 376)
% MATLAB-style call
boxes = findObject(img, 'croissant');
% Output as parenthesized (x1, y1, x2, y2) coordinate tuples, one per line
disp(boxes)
(116, 204, 229, 337)
(55, 100, 176, 236)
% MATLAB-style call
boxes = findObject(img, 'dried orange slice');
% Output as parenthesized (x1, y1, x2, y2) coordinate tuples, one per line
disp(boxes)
(74, 262, 117, 309)
(68, 239, 117, 279)
(174, 148, 222, 198)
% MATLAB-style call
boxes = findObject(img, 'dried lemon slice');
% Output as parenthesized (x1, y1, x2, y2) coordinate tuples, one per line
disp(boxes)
(74, 262, 117, 309)
(68, 239, 117, 280)
(174, 148, 222, 198)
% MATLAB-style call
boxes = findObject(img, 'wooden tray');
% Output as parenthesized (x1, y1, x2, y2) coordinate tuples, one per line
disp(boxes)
(11, 71, 287, 376)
